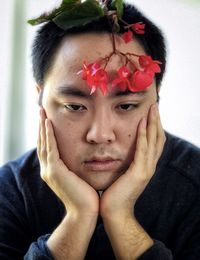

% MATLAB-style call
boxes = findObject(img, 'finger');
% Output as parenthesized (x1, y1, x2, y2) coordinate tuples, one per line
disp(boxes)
(129, 117, 147, 172)
(146, 103, 158, 164)
(155, 108, 166, 160)
(45, 118, 60, 165)
(40, 108, 47, 163)
(37, 112, 41, 159)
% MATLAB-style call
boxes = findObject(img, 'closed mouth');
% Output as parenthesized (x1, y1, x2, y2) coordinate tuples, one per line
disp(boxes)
(84, 157, 120, 171)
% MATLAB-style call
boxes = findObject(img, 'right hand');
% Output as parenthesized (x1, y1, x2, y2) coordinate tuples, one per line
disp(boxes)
(37, 108, 99, 218)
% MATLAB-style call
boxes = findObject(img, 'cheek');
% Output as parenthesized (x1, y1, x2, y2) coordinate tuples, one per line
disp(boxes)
(47, 111, 81, 160)
(118, 111, 146, 162)
(53, 121, 82, 168)
(118, 116, 139, 148)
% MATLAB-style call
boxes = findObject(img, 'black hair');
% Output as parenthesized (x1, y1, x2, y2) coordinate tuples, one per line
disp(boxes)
(31, 2, 166, 88)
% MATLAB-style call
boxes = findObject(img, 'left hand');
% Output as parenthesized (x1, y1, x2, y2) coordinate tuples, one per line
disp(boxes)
(100, 103, 166, 221)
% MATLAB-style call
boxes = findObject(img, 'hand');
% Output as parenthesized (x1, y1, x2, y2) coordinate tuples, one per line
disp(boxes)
(37, 108, 99, 218)
(100, 103, 166, 220)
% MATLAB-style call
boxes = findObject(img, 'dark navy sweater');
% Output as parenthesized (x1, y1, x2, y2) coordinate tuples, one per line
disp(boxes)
(0, 133, 200, 259)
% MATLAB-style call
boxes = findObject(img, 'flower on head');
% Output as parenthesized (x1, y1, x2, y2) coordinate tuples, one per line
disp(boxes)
(128, 55, 162, 92)
(132, 22, 145, 34)
(130, 69, 154, 92)
(139, 55, 161, 74)
(122, 30, 133, 43)
(77, 61, 93, 80)
(87, 68, 109, 95)
(78, 61, 109, 95)
(29, 0, 163, 96)
(112, 66, 132, 91)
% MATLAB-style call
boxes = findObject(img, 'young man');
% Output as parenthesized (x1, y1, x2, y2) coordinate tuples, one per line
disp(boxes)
(0, 1, 200, 259)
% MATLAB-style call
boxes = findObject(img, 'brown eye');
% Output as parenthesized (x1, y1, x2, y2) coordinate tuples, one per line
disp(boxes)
(64, 104, 86, 111)
(118, 104, 139, 111)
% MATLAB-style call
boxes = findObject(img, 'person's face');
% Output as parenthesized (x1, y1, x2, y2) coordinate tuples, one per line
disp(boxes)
(38, 33, 158, 191)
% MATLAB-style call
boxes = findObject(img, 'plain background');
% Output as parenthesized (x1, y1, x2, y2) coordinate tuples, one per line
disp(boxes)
(0, 0, 200, 165)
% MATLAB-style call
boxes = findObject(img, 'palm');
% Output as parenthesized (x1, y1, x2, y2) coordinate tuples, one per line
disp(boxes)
(100, 172, 136, 218)
(47, 158, 100, 216)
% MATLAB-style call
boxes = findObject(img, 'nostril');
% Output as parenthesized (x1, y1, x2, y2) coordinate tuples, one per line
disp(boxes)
(86, 122, 116, 144)
(89, 139, 96, 144)
(88, 139, 112, 144)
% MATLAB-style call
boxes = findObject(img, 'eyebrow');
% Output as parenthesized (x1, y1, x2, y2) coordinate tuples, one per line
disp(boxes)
(112, 89, 147, 97)
(54, 85, 147, 98)
(55, 85, 91, 98)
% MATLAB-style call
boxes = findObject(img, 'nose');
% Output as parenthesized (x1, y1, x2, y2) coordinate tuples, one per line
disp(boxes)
(86, 109, 116, 144)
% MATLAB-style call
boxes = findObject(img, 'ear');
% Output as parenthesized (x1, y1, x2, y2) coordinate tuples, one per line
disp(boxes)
(35, 84, 43, 106)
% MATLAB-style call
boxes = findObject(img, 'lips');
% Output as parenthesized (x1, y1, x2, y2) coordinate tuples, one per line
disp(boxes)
(84, 156, 120, 171)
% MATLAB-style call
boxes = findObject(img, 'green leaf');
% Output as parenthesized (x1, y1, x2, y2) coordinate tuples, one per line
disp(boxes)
(111, 0, 123, 18)
(53, 0, 105, 30)
(27, 13, 48, 25)
(60, 0, 79, 8)
(62, 0, 78, 3)
(27, 0, 79, 25)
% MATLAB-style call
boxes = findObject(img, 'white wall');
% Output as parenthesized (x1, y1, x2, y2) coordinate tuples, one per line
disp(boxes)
(0, 0, 200, 165)
(132, 0, 200, 146)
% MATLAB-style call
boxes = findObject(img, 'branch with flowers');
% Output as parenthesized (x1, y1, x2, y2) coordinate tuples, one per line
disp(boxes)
(28, 0, 162, 95)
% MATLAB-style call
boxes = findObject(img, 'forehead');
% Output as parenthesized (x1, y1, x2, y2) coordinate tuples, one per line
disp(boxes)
(50, 33, 146, 74)
(45, 33, 149, 97)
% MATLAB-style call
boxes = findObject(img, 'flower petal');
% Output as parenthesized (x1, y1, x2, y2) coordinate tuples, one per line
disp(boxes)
(118, 65, 131, 78)
(122, 30, 133, 43)
(131, 70, 154, 91)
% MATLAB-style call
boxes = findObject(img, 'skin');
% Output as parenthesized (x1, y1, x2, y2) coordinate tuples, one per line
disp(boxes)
(37, 33, 166, 259)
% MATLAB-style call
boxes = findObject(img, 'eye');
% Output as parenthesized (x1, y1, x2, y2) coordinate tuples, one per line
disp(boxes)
(117, 103, 139, 111)
(64, 104, 86, 112)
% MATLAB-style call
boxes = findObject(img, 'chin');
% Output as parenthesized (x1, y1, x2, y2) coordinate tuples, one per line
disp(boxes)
(85, 171, 122, 191)
(91, 182, 112, 191)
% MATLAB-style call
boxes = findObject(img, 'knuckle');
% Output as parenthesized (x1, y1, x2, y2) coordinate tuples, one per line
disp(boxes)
(141, 147, 148, 158)
(41, 146, 46, 156)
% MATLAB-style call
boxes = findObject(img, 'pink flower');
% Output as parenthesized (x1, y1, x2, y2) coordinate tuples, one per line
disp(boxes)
(139, 55, 161, 73)
(130, 69, 154, 92)
(112, 66, 132, 91)
(77, 61, 93, 80)
(132, 22, 145, 34)
(129, 55, 162, 91)
(87, 68, 109, 95)
(78, 61, 109, 95)
(122, 30, 133, 43)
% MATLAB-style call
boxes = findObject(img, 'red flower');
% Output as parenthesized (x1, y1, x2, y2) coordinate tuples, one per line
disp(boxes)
(78, 61, 93, 80)
(112, 66, 132, 91)
(78, 62, 109, 95)
(87, 68, 109, 95)
(122, 30, 133, 43)
(129, 55, 162, 90)
(132, 22, 145, 34)
(139, 55, 161, 74)
(130, 69, 154, 92)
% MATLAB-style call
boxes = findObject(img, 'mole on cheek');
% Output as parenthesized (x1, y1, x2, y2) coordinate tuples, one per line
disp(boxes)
(128, 134, 132, 138)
